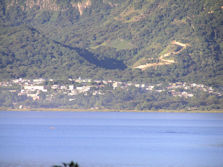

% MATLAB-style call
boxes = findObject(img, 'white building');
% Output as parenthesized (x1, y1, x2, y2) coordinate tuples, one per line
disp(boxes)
(69, 85, 74, 90)
(76, 86, 91, 93)
(33, 78, 45, 84)
(24, 85, 47, 92)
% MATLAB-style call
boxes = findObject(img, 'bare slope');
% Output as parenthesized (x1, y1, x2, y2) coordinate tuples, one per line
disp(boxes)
(134, 41, 189, 70)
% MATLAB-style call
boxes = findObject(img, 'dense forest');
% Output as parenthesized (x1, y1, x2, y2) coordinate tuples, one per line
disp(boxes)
(0, 0, 223, 110)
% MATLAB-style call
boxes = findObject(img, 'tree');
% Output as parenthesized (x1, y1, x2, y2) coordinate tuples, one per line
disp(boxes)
(53, 161, 79, 167)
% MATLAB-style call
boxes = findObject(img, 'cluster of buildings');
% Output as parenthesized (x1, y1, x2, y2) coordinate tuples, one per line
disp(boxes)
(0, 78, 222, 102)
(166, 82, 220, 98)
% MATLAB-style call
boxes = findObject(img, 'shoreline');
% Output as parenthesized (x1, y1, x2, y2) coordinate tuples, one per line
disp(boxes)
(1, 108, 223, 113)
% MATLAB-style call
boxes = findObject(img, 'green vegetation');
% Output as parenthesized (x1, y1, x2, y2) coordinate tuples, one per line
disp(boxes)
(1, 79, 223, 110)
(0, 0, 223, 110)
(53, 161, 79, 167)
(0, 0, 222, 84)
(91, 39, 135, 51)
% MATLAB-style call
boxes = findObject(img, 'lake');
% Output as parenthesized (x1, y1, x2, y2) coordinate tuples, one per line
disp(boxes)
(0, 111, 223, 167)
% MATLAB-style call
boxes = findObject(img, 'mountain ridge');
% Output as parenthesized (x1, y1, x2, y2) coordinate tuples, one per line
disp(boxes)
(0, 0, 223, 85)
(1, 0, 223, 110)
(6, 0, 92, 14)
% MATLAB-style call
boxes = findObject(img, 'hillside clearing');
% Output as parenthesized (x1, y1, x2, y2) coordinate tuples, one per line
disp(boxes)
(134, 41, 189, 70)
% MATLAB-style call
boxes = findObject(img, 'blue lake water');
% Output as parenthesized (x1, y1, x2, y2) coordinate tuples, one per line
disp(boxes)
(0, 111, 223, 167)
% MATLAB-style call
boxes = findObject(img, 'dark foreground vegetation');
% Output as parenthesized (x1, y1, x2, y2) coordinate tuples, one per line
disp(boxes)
(53, 161, 79, 167)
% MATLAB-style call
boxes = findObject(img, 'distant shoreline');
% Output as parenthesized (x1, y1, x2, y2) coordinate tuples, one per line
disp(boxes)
(1, 108, 223, 113)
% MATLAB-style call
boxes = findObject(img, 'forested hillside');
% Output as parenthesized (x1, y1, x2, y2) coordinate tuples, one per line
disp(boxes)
(1, 0, 223, 84)
(0, 0, 223, 110)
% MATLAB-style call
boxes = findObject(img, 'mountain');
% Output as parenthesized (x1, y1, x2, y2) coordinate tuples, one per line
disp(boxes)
(0, 0, 223, 110)
(1, 0, 223, 85)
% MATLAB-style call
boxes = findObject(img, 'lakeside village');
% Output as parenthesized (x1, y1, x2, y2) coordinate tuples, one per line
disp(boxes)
(0, 78, 222, 109)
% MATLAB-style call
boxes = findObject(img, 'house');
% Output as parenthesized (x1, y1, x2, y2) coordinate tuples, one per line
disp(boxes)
(146, 86, 154, 90)
(24, 85, 47, 92)
(33, 78, 45, 84)
(27, 93, 40, 100)
(51, 85, 59, 89)
(60, 86, 67, 90)
(113, 82, 122, 89)
(141, 84, 145, 88)
(76, 86, 91, 93)
(135, 84, 140, 88)
(69, 85, 74, 90)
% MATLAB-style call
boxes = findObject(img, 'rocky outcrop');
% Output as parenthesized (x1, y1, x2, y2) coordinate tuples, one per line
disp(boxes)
(71, 0, 92, 15)
(6, 0, 92, 15)
(25, 0, 61, 11)
(6, 0, 18, 10)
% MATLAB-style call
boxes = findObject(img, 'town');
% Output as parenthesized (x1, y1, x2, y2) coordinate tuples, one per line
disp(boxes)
(0, 78, 222, 105)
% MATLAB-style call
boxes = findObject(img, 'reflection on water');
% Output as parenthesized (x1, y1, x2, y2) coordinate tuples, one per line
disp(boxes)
(0, 111, 223, 167)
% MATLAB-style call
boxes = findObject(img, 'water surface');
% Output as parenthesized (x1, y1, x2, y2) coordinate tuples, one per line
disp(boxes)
(0, 111, 223, 167)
